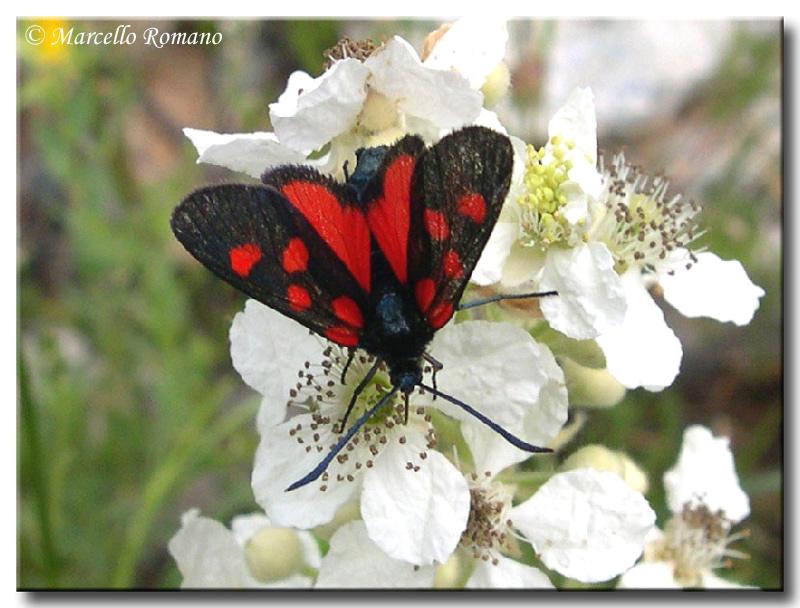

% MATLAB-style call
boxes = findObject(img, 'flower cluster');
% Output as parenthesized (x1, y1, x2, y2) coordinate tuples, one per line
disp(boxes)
(618, 425, 752, 588)
(171, 19, 763, 589)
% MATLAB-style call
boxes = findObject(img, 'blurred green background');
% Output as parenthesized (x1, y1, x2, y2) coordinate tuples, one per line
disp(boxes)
(17, 18, 782, 589)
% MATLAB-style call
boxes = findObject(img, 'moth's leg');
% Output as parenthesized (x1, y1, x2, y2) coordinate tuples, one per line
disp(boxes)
(422, 352, 443, 397)
(341, 348, 356, 385)
(336, 357, 380, 434)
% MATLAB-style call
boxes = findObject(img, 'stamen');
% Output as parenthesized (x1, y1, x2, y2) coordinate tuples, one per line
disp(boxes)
(656, 497, 749, 586)
(284, 345, 438, 491)
(591, 152, 704, 276)
(323, 36, 377, 67)
(460, 474, 516, 565)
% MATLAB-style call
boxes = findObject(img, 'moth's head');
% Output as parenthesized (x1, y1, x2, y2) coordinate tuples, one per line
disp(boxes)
(389, 359, 422, 395)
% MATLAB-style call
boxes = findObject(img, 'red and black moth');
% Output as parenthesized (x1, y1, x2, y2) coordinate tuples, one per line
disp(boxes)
(171, 126, 555, 491)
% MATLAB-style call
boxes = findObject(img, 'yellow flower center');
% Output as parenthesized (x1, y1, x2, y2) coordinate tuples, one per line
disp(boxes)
(516, 136, 577, 249)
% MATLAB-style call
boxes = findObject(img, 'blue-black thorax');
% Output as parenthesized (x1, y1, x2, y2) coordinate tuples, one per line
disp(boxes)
(346, 145, 434, 393)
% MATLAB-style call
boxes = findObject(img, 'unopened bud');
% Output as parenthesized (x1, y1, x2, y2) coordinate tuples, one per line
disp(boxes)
(433, 552, 466, 588)
(560, 356, 626, 408)
(561, 444, 649, 494)
(244, 527, 303, 583)
(481, 61, 511, 107)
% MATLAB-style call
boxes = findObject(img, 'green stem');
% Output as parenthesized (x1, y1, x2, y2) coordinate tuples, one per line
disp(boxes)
(19, 348, 59, 585)
(111, 399, 256, 587)
(494, 470, 554, 486)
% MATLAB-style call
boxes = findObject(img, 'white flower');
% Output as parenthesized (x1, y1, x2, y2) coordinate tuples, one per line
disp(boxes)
(472, 87, 627, 343)
(239, 300, 558, 567)
(167, 509, 320, 588)
(183, 21, 509, 181)
(663, 425, 750, 523)
(457, 455, 655, 585)
(446, 385, 654, 586)
(618, 425, 752, 589)
(474, 86, 764, 391)
(588, 154, 765, 390)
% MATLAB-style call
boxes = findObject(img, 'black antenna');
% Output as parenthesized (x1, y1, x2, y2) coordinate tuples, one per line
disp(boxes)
(286, 367, 554, 491)
(418, 383, 551, 454)
(458, 290, 558, 311)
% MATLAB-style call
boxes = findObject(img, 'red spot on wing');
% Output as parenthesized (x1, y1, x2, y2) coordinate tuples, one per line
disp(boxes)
(457, 192, 487, 223)
(443, 250, 463, 278)
(281, 238, 308, 273)
(326, 326, 359, 347)
(287, 284, 311, 311)
(415, 278, 435, 313)
(416, 277, 454, 328)
(331, 296, 364, 328)
(424, 209, 449, 240)
(427, 301, 454, 329)
(366, 154, 415, 284)
(229, 243, 262, 277)
(280, 181, 371, 292)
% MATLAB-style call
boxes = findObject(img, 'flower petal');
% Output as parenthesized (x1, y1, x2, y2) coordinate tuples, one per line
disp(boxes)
(595, 268, 683, 391)
(663, 425, 750, 523)
(168, 509, 251, 588)
(617, 562, 681, 589)
(539, 242, 627, 340)
(548, 87, 598, 164)
(251, 414, 359, 529)
(316, 521, 436, 588)
(183, 128, 305, 178)
(365, 37, 483, 130)
(458, 334, 567, 474)
(660, 252, 765, 326)
(430, 321, 563, 432)
(360, 436, 470, 566)
(269, 60, 370, 155)
(511, 469, 655, 583)
(230, 300, 324, 430)
(422, 17, 508, 89)
(466, 555, 554, 588)
(499, 241, 547, 288)
(229, 513, 273, 546)
(471, 220, 519, 286)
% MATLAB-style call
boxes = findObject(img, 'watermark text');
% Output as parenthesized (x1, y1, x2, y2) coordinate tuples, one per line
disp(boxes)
(24, 24, 222, 48)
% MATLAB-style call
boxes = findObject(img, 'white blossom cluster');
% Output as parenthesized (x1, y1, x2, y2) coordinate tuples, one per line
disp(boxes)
(169, 19, 762, 589)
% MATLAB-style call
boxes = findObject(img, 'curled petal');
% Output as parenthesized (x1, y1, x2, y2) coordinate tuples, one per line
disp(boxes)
(183, 128, 304, 178)
(539, 242, 627, 340)
(269, 60, 370, 155)
(422, 17, 509, 89)
(316, 521, 436, 588)
(361, 437, 470, 566)
(660, 251, 765, 326)
(511, 469, 655, 583)
(596, 268, 683, 391)
(365, 37, 483, 130)
(663, 425, 750, 523)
